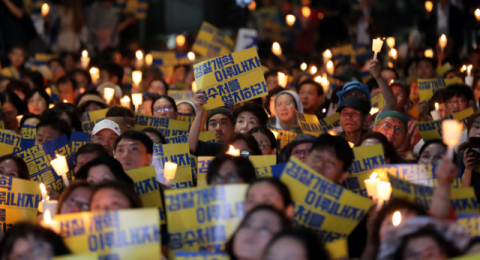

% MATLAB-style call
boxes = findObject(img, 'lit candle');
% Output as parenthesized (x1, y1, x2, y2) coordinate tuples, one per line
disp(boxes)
(135, 50, 144, 69)
(226, 145, 240, 156)
(376, 181, 392, 209)
(132, 70, 142, 86)
(120, 96, 131, 108)
(50, 155, 69, 188)
(389, 48, 397, 60)
(323, 49, 332, 65)
(278, 72, 287, 88)
(476, 9, 480, 21)
(300, 63, 307, 71)
(89, 67, 99, 84)
(314, 76, 321, 83)
(467, 65, 473, 77)
(49, 104, 54, 109)
(145, 54, 153, 67)
(326, 61, 334, 75)
(431, 102, 441, 120)
(41, 3, 49, 17)
(286, 15, 296, 27)
(132, 93, 143, 113)
(364, 172, 379, 200)
(271, 130, 279, 139)
(272, 42, 282, 56)
(301, 6, 311, 18)
(45, 88, 51, 96)
(80, 50, 90, 69)
(16, 115, 23, 126)
(442, 119, 463, 159)
(424, 49, 434, 58)
(176, 35, 186, 47)
(386, 37, 395, 49)
(40, 183, 47, 201)
(327, 130, 338, 136)
(439, 34, 447, 53)
(372, 38, 384, 60)
(192, 81, 197, 92)
(461, 65, 467, 73)
(370, 107, 379, 115)
(43, 209, 52, 227)
(164, 161, 178, 185)
(425, 1, 433, 12)
(188, 52, 195, 61)
(348, 142, 354, 148)
(103, 87, 115, 105)
(388, 61, 394, 68)
(466, 65, 474, 86)
(392, 211, 402, 226)
(319, 76, 330, 94)
(248, 0, 256, 11)
(310, 66, 317, 75)
(63, 99, 67, 103)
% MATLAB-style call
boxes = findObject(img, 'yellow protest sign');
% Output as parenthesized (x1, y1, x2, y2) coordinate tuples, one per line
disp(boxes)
(135, 114, 190, 137)
(0, 128, 21, 156)
(437, 62, 452, 77)
(175, 252, 229, 260)
(165, 184, 248, 253)
(169, 90, 195, 102)
(418, 78, 463, 102)
(348, 144, 385, 175)
(52, 253, 98, 260)
(281, 157, 372, 242)
(199, 131, 216, 143)
(325, 239, 349, 260)
(448, 252, 480, 260)
(416, 119, 444, 140)
(152, 143, 194, 189)
(377, 164, 462, 188)
(177, 114, 195, 125)
(197, 156, 214, 187)
(453, 107, 474, 129)
(192, 21, 234, 58)
(457, 214, 480, 237)
(296, 112, 322, 136)
(0, 176, 42, 233)
(389, 174, 479, 215)
(166, 131, 216, 145)
(52, 208, 161, 260)
(194, 48, 267, 110)
(81, 109, 108, 134)
(318, 113, 340, 133)
(273, 129, 300, 150)
(249, 155, 276, 178)
(371, 94, 385, 110)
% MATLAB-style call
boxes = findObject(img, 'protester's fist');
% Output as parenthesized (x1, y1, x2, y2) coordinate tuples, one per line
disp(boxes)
(192, 90, 206, 113)
(370, 59, 382, 79)
(437, 154, 458, 186)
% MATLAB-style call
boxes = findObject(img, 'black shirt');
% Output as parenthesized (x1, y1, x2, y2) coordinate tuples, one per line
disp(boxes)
(192, 140, 225, 157)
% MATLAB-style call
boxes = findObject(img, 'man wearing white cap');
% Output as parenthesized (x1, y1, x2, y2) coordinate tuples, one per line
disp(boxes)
(91, 119, 121, 156)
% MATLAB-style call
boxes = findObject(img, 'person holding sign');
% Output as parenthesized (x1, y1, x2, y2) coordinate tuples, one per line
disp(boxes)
(233, 102, 269, 134)
(443, 84, 474, 116)
(114, 130, 153, 171)
(90, 119, 121, 156)
(152, 95, 178, 120)
(337, 96, 371, 146)
(360, 132, 405, 164)
(274, 90, 303, 131)
(372, 111, 408, 151)
(206, 154, 257, 185)
(35, 118, 72, 145)
(89, 181, 143, 211)
(0, 154, 30, 180)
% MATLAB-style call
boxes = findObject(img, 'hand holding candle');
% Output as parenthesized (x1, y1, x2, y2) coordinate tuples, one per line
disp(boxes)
(132, 93, 143, 112)
(442, 119, 463, 159)
(439, 34, 447, 53)
(50, 154, 70, 188)
(164, 162, 178, 185)
(372, 38, 384, 60)
(364, 172, 379, 200)
(278, 72, 287, 88)
(430, 103, 441, 120)
(103, 87, 115, 105)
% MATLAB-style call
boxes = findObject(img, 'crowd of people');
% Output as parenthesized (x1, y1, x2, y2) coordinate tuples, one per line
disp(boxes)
(1, 0, 480, 259)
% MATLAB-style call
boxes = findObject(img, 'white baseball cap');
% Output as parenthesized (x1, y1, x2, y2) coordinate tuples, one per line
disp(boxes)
(92, 119, 121, 136)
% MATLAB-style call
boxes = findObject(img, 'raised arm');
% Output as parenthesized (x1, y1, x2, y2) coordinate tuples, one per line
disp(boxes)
(3, 0, 24, 19)
(370, 60, 397, 112)
(430, 155, 458, 219)
(188, 90, 206, 154)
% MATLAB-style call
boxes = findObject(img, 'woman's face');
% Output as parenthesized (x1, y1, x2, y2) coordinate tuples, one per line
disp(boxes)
(177, 103, 194, 115)
(211, 160, 242, 185)
(265, 237, 307, 260)
(0, 159, 19, 178)
(469, 116, 480, 138)
(403, 236, 448, 260)
(2, 102, 18, 130)
(275, 94, 296, 123)
(148, 80, 166, 96)
(252, 132, 275, 155)
(418, 143, 447, 165)
(9, 236, 54, 260)
(27, 92, 47, 115)
(245, 182, 285, 213)
(87, 165, 116, 184)
(235, 111, 259, 134)
(60, 187, 91, 214)
(139, 99, 153, 115)
(379, 208, 417, 241)
(153, 98, 177, 119)
(233, 210, 283, 260)
(84, 102, 103, 113)
(90, 188, 131, 211)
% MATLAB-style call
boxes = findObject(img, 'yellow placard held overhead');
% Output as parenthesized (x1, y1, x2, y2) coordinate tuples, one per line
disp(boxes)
(418, 78, 463, 102)
(194, 48, 268, 110)
(169, 90, 195, 102)
(165, 184, 248, 253)
(296, 112, 323, 136)
(192, 21, 234, 58)
(378, 164, 462, 188)
(0, 177, 42, 233)
(52, 208, 161, 260)
(81, 109, 108, 134)
(197, 156, 214, 187)
(135, 114, 190, 138)
(416, 119, 444, 140)
(281, 157, 372, 242)
(152, 143, 194, 189)
(453, 107, 474, 129)
(318, 113, 340, 133)
(348, 144, 385, 175)
(371, 94, 385, 110)
(0, 128, 21, 156)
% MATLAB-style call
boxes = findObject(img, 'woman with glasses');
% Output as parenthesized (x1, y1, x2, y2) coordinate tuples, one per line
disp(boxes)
(56, 180, 93, 214)
(274, 90, 303, 131)
(248, 126, 277, 155)
(152, 95, 178, 119)
(206, 154, 257, 185)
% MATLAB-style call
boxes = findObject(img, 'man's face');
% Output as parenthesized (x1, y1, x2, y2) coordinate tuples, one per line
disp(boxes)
(74, 152, 99, 173)
(74, 73, 89, 90)
(58, 82, 76, 103)
(8, 48, 25, 68)
(97, 70, 116, 86)
(115, 138, 152, 171)
(50, 61, 66, 83)
(35, 126, 61, 145)
(91, 129, 119, 156)
(445, 95, 469, 115)
(339, 107, 365, 133)
(207, 114, 234, 142)
(392, 86, 408, 112)
(266, 75, 279, 91)
(298, 84, 322, 112)
(373, 117, 407, 149)
(416, 60, 435, 79)
(306, 148, 346, 184)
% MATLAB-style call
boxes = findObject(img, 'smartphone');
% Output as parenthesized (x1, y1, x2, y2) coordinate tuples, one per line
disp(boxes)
(468, 137, 480, 164)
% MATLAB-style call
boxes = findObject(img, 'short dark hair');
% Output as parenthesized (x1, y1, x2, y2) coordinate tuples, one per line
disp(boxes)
(223, 133, 262, 155)
(114, 130, 153, 154)
(151, 95, 177, 113)
(148, 78, 169, 95)
(90, 180, 143, 209)
(6, 79, 30, 98)
(207, 154, 257, 185)
(19, 113, 42, 128)
(75, 156, 134, 187)
(266, 228, 330, 260)
(264, 69, 280, 79)
(330, 85, 343, 107)
(247, 178, 292, 208)
(0, 154, 30, 180)
(1, 90, 24, 115)
(23, 71, 45, 89)
(56, 180, 93, 214)
(8, 44, 26, 54)
(42, 103, 82, 132)
(57, 75, 78, 90)
(106, 106, 135, 118)
(74, 143, 109, 165)
(71, 69, 92, 86)
(443, 84, 474, 103)
(24, 88, 53, 112)
(366, 77, 379, 93)
(47, 58, 65, 69)
(311, 133, 354, 171)
(233, 101, 268, 126)
(99, 62, 124, 86)
(142, 127, 166, 145)
(296, 79, 324, 96)
(419, 139, 447, 158)
(36, 117, 72, 139)
(416, 57, 436, 69)
(382, 68, 399, 79)
(248, 126, 276, 149)
(361, 132, 403, 164)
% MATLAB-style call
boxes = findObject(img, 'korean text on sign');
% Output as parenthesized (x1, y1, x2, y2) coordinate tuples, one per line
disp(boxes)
(192, 21, 234, 58)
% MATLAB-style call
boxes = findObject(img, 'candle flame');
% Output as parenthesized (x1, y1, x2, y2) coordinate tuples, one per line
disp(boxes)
(90, 67, 99, 74)
(132, 71, 142, 84)
(301, 6, 311, 17)
(40, 183, 46, 195)
(286, 14, 296, 26)
(435, 102, 439, 110)
(136, 50, 143, 60)
(176, 35, 186, 47)
(188, 52, 195, 61)
(63, 99, 67, 103)
(82, 50, 88, 58)
(121, 96, 130, 103)
(461, 65, 467, 73)
(132, 93, 143, 105)
(386, 37, 395, 49)
(248, 0, 256, 11)
(44, 209, 52, 224)
(327, 130, 337, 136)
(425, 1, 433, 12)
(272, 42, 282, 55)
(370, 107, 379, 115)
(323, 49, 332, 58)
(370, 172, 378, 180)
(300, 63, 307, 71)
(310, 66, 317, 75)
(392, 211, 401, 226)
(226, 145, 240, 156)
(145, 54, 153, 66)
(389, 48, 397, 59)
(41, 3, 49, 16)
(424, 49, 434, 58)
(476, 9, 480, 21)
(348, 142, 354, 148)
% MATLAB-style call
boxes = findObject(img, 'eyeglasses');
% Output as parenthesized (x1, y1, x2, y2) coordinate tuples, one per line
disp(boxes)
(240, 150, 250, 157)
(276, 101, 294, 108)
(214, 171, 240, 183)
(154, 105, 173, 113)
(446, 99, 465, 106)
(258, 141, 271, 150)
(64, 197, 89, 211)
(292, 149, 309, 157)
(379, 122, 404, 134)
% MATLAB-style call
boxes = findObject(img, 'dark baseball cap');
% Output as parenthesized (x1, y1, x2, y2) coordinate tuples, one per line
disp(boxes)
(336, 96, 371, 115)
